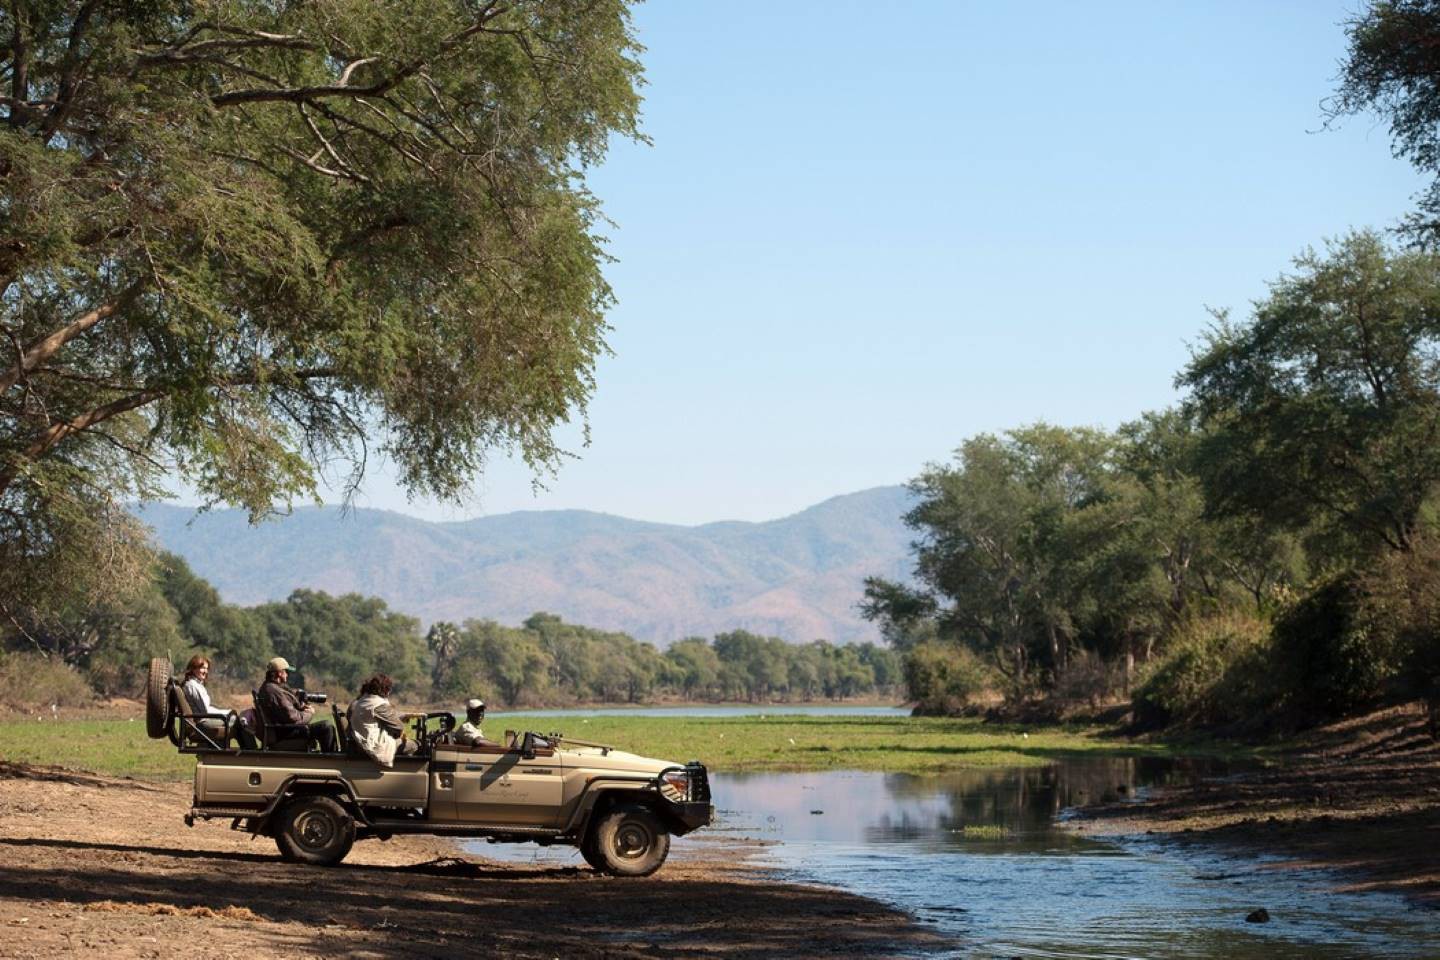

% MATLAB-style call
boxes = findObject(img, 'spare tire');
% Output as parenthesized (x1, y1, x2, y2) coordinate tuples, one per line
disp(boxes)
(145, 657, 173, 739)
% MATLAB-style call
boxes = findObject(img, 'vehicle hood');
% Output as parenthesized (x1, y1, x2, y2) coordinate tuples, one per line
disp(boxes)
(559, 746, 680, 775)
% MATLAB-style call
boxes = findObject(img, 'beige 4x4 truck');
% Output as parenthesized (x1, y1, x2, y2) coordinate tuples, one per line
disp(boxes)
(145, 659, 713, 876)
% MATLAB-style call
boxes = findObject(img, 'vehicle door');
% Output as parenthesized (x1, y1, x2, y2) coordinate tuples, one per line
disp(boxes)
(427, 748, 461, 821)
(450, 736, 565, 826)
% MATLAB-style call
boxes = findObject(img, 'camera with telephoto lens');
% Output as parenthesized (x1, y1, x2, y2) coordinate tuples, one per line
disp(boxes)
(297, 691, 328, 705)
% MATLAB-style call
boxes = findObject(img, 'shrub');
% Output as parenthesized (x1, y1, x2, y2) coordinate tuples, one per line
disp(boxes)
(0, 652, 94, 710)
(1270, 574, 1405, 718)
(1052, 649, 1126, 709)
(904, 641, 995, 715)
(1133, 613, 1271, 728)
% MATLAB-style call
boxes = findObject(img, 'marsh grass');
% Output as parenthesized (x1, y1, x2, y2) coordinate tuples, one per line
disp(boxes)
(0, 714, 1248, 782)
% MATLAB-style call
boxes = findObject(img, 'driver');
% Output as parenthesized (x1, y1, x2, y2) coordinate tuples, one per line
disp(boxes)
(347, 673, 419, 767)
(455, 697, 498, 747)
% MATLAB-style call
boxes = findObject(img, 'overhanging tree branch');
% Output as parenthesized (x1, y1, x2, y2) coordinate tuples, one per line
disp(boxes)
(0, 280, 146, 395)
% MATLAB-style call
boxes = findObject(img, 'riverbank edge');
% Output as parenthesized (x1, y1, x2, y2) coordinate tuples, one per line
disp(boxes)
(1062, 701, 1440, 907)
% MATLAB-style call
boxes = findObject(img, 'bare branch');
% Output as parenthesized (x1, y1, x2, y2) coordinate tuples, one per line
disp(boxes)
(0, 280, 145, 395)
(209, 2, 508, 108)
(297, 103, 370, 183)
(338, 57, 378, 86)
(0, 388, 164, 497)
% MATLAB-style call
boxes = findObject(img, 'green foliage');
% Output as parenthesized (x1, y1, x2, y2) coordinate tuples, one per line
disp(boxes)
(445, 619, 554, 706)
(155, 553, 268, 679)
(251, 590, 428, 694)
(1331, 0, 1440, 241)
(1181, 232, 1440, 555)
(0, 0, 645, 632)
(1132, 615, 1272, 728)
(1270, 575, 1407, 718)
(904, 641, 995, 715)
(865, 418, 1299, 710)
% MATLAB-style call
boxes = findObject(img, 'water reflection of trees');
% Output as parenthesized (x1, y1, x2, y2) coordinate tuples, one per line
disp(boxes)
(869, 757, 1234, 844)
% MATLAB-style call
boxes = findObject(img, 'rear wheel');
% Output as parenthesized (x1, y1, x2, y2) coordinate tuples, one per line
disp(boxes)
(274, 796, 355, 866)
(590, 803, 670, 877)
(144, 658, 173, 739)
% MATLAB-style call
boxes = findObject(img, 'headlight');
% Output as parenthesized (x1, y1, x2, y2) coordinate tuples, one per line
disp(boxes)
(660, 770, 690, 802)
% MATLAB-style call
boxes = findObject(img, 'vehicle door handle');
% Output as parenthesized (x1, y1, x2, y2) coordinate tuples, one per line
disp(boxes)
(439, 774, 453, 789)
(464, 764, 484, 771)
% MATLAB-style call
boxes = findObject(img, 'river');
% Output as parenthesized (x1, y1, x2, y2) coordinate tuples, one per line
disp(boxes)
(477, 756, 1440, 958)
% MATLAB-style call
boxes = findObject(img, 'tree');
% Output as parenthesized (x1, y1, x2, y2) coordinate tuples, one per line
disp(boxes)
(664, 637, 719, 699)
(156, 552, 267, 677)
(866, 425, 1118, 695)
(252, 590, 426, 691)
(1180, 232, 1440, 555)
(426, 621, 461, 692)
(452, 619, 552, 705)
(1331, 0, 1440, 242)
(0, 1, 645, 620)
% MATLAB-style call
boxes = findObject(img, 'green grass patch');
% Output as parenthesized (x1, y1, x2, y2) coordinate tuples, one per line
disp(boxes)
(502, 714, 1239, 773)
(0, 714, 1252, 782)
(0, 718, 198, 780)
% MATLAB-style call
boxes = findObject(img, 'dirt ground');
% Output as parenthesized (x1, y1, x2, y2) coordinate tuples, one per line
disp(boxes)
(0, 764, 949, 959)
(1070, 701, 1440, 906)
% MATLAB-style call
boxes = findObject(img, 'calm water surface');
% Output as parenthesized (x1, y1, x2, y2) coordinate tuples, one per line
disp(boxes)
(482, 758, 1440, 958)
(491, 704, 911, 719)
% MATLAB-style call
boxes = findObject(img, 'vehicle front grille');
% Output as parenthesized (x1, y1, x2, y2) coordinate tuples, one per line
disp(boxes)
(685, 760, 711, 803)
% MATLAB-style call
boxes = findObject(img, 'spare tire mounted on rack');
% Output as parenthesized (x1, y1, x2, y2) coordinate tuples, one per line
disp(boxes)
(145, 657, 174, 739)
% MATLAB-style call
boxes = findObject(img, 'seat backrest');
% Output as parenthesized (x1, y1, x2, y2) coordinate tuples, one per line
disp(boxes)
(250, 690, 273, 747)
(332, 703, 354, 753)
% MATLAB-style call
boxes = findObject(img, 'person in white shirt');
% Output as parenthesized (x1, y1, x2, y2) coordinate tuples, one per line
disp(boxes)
(181, 655, 240, 746)
(455, 697, 497, 746)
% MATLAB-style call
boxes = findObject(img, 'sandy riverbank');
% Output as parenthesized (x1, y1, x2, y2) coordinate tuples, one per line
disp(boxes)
(1069, 701, 1440, 906)
(0, 763, 949, 959)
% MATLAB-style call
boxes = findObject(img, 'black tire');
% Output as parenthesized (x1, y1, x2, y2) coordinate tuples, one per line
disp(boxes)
(590, 802, 670, 877)
(274, 796, 355, 866)
(579, 834, 606, 872)
(144, 658, 173, 739)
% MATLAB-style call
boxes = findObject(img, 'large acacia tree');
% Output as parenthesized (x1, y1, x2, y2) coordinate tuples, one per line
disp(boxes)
(1331, 0, 1440, 242)
(1181, 232, 1440, 555)
(0, 1, 643, 622)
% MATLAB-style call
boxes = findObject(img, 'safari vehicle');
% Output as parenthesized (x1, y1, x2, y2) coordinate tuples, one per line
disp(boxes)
(145, 659, 713, 876)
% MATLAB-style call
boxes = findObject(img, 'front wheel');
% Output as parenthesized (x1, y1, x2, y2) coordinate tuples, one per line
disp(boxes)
(579, 834, 606, 871)
(589, 803, 670, 877)
(274, 796, 355, 866)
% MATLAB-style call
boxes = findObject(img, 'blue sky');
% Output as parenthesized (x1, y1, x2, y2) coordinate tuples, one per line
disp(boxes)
(316, 1, 1424, 526)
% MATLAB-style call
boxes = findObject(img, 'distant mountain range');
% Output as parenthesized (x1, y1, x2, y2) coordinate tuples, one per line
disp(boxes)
(137, 486, 917, 646)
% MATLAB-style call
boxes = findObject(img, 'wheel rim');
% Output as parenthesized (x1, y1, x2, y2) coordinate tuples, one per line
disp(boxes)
(613, 821, 652, 860)
(294, 809, 337, 850)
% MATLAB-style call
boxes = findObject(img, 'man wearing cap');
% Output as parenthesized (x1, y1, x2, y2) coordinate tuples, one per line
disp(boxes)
(257, 657, 338, 752)
(455, 697, 497, 746)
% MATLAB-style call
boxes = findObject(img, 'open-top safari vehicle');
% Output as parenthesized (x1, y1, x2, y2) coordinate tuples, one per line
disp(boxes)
(144, 658, 713, 876)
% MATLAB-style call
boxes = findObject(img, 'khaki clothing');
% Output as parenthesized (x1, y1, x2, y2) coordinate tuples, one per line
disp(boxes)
(456, 720, 487, 745)
(348, 694, 405, 767)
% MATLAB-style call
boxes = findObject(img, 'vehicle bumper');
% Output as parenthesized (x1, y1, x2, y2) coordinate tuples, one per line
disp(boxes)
(667, 801, 714, 834)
